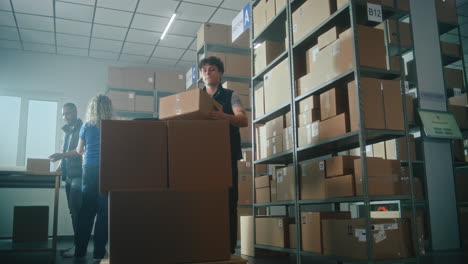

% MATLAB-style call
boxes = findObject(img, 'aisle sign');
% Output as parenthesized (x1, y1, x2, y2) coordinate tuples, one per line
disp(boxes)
(232, 2, 251, 41)
(185, 64, 196, 89)
(418, 109, 462, 139)
(367, 3, 383, 23)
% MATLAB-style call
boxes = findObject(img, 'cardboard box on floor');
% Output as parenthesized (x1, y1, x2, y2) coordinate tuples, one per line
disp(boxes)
(100, 120, 168, 193)
(159, 88, 222, 120)
(168, 120, 232, 190)
(301, 211, 350, 253)
(292, 0, 337, 44)
(256, 217, 290, 248)
(300, 159, 326, 200)
(109, 190, 230, 264)
(26, 158, 50, 173)
(322, 218, 413, 259)
(264, 58, 291, 113)
(197, 22, 231, 51)
(354, 158, 402, 196)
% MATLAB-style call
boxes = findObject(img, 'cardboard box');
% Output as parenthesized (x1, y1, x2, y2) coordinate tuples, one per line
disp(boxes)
(237, 207, 252, 239)
(241, 216, 254, 256)
(382, 79, 404, 130)
(386, 20, 412, 47)
(159, 88, 221, 120)
(256, 187, 271, 203)
(298, 95, 320, 113)
(264, 58, 291, 114)
(300, 159, 326, 200)
(167, 120, 232, 190)
(271, 178, 278, 202)
(298, 121, 320, 147)
(239, 94, 251, 109)
(283, 127, 294, 151)
(301, 212, 350, 253)
(13, 206, 48, 242)
(285, 112, 292, 127)
(326, 155, 359, 178)
(318, 26, 343, 50)
(238, 174, 253, 206)
(232, 28, 250, 48)
(254, 40, 285, 75)
(373, 142, 386, 159)
(107, 91, 135, 111)
(155, 70, 185, 92)
(100, 120, 167, 193)
(289, 224, 297, 249)
(337, 0, 348, 9)
(320, 88, 348, 121)
(349, 145, 374, 157)
(435, 0, 458, 24)
(257, 125, 268, 159)
(265, 115, 286, 139)
(256, 217, 290, 248)
(298, 109, 321, 127)
(322, 218, 413, 259)
(441, 41, 461, 57)
(135, 95, 154, 112)
(108, 67, 154, 91)
(255, 86, 265, 118)
(253, 0, 267, 37)
(348, 78, 386, 131)
(444, 68, 465, 90)
(448, 105, 468, 130)
(225, 53, 251, 77)
(319, 113, 349, 141)
(276, 166, 295, 201)
(109, 190, 230, 264)
(354, 158, 402, 196)
(266, 134, 283, 157)
(325, 174, 355, 198)
(406, 95, 415, 122)
(396, 135, 417, 161)
(26, 158, 50, 173)
(292, 0, 337, 44)
(197, 22, 231, 51)
(449, 93, 468, 106)
(223, 81, 250, 96)
(388, 56, 401, 72)
(255, 175, 271, 188)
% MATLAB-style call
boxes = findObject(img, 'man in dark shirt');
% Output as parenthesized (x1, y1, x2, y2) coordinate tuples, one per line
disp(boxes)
(199, 56, 248, 254)
(49, 103, 83, 257)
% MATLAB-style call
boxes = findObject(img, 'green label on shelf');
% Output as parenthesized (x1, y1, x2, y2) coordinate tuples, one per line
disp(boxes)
(419, 110, 462, 139)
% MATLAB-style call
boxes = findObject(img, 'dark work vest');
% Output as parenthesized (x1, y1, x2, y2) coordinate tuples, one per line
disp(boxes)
(204, 85, 242, 161)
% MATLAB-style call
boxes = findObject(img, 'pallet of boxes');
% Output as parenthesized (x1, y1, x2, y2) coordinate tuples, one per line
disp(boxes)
(101, 88, 247, 264)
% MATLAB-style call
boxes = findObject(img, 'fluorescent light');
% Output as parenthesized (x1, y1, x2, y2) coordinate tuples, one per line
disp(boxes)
(161, 13, 176, 40)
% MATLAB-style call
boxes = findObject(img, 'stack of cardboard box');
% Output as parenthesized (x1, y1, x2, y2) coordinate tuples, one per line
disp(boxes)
(256, 113, 292, 160)
(297, 95, 320, 146)
(101, 88, 235, 264)
(238, 151, 269, 206)
(253, 0, 288, 38)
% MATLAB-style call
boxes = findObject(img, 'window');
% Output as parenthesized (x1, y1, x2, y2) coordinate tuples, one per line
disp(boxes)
(0, 96, 21, 167)
(0, 97, 58, 168)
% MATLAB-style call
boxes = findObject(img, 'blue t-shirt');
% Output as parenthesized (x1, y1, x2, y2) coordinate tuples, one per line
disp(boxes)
(79, 122, 100, 166)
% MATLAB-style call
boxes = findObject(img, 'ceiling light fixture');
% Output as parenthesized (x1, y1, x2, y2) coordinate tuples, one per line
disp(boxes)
(161, 13, 177, 40)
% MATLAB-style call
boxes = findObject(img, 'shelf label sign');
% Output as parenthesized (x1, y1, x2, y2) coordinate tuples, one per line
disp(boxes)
(367, 3, 383, 23)
(186, 64, 197, 89)
(418, 109, 462, 139)
(232, 2, 251, 42)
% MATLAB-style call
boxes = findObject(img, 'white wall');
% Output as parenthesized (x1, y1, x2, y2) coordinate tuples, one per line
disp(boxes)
(0, 49, 165, 237)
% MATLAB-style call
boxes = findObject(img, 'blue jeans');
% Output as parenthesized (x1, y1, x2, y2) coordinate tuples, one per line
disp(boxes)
(74, 165, 108, 259)
(64, 177, 82, 243)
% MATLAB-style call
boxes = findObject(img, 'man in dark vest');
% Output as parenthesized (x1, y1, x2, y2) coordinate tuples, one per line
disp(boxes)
(49, 103, 83, 258)
(199, 56, 248, 254)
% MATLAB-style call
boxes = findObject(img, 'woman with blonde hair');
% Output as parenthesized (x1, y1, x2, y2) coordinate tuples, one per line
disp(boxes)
(74, 94, 112, 262)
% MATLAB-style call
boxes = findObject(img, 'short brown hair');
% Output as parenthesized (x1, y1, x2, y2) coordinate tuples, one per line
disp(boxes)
(199, 56, 224, 73)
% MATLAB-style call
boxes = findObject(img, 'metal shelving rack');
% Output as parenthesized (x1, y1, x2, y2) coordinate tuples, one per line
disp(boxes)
(106, 73, 176, 119)
(250, 0, 422, 263)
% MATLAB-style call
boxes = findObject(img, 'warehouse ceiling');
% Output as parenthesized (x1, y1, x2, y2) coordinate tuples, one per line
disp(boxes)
(0, 0, 249, 72)
(0, 0, 466, 73)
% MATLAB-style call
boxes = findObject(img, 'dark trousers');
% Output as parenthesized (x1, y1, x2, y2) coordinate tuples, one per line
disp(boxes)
(64, 177, 82, 244)
(229, 160, 239, 253)
(75, 166, 108, 259)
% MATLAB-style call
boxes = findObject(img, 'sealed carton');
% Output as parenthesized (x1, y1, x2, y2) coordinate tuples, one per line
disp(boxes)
(325, 155, 359, 178)
(298, 121, 320, 147)
(319, 113, 349, 141)
(238, 174, 253, 206)
(348, 78, 386, 131)
(254, 40, 286, 75)
(159, 88, 221, 120)
(354, 158, 402, 196)
(435, 0, 458, 24)
(256, 187, 271, 203)
(264, 58, 291, 113)
(276, 166, 295, 201)
(256, 217, 290, 248)
(298, 95, 320, 113)
(300, 159, 326, 200)
(107, 91, 135, 111)
(325, 174, 355, 198)
(298, 109, 320, 127)
(266, 134, 284, 157)
(26, 158, 50, 173)
(320, 88, 348, 120)
(292, 0, 337, 44)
